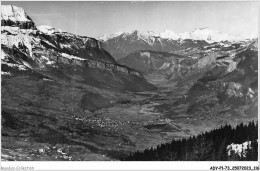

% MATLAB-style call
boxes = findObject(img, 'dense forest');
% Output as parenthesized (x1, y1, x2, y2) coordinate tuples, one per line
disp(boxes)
(122, 121, 258, 161)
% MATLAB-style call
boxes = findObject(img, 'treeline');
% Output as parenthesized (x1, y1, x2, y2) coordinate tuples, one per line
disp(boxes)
(121, 121, 258, 161)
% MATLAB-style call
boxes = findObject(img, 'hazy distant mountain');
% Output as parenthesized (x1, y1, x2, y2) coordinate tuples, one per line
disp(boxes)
(98, 28, 252, 60)
(160, 28, 248, 42)
(99, 30, 209, 60)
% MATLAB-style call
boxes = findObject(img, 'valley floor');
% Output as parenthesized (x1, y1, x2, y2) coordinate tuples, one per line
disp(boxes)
(1, 73, 257, 161)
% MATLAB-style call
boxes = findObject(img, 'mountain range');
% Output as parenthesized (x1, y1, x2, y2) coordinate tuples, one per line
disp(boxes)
(98, 28, 252, 60)
(1, 5, 258, 161)
(100, 28, 248, 43)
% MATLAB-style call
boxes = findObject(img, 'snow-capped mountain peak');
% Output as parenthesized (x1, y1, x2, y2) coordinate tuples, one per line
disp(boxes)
(1, 5, 35, 30)
(99, 30, 158, 41)
(145, 31, 159, 37)
(98, 31, 123, 41)
(160, 30, 180, 40)
(123, 30, 143, 37)
(189, 27, 247, 42)
(190, 27, 215, 41)
(127, 29, 139, 34)
(99, 27, 250, 43)
(1, 5, 31, 22)
(37, 25, 61, 35)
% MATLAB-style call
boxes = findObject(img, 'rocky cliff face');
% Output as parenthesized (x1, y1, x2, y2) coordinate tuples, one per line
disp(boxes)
(1, 5, 155, 91)
(1, 19, 35, 29)
(47, 52, 143, 78)
(1, 6, 149, 80)
(1, 5, 35, 29)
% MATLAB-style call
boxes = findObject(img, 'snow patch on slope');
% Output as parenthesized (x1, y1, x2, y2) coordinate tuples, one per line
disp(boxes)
(61, 53, 87, 61)
(227, 141, 252, 157)
(1, 49, 8, 60)
(159, 62, 171, 70)
(1, 30, 39, 57)
(1, 49, 27, 71)
(2, 61, 27, 71)
(41, 55, 56, 65)
(140, 51, 151, 58)
(1, 71, 11, 75)
(1, 25, 41, 58)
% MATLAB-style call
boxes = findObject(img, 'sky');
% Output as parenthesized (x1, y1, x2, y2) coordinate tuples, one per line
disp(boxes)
(2, 1, 259, 38)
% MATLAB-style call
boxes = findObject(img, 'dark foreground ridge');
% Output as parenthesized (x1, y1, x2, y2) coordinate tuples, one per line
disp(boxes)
(122, 121, 258, 161)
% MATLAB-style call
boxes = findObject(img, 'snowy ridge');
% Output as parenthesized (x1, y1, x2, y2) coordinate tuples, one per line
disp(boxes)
(99, 30, 158, 44)
(98, 32, 123, 41)
(159, 28, 248, 42)
(160, 30, 180, 40)
(188, 28, 246, 42)
(37, 25, 62, 35)
(104, 30, 161, 46)
(1, 6, 143, 78)
(100, 27, 253, 43)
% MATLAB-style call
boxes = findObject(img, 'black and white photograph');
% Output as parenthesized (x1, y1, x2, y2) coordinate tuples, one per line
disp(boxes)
(1, 0, 259, 170)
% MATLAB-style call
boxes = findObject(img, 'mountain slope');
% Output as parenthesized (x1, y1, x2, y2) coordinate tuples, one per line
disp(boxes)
(1, 5, 156, 92)
(122, 121, 258, 161)
(1, 5, 157, 161)
(118, 50, 185, 75)
(154, 40, 258, 130)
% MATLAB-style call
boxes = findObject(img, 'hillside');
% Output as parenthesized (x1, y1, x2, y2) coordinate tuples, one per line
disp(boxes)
(118, 50, 185, 74)
(1, 5, 158, 161)
(122, 121, 258, 161)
